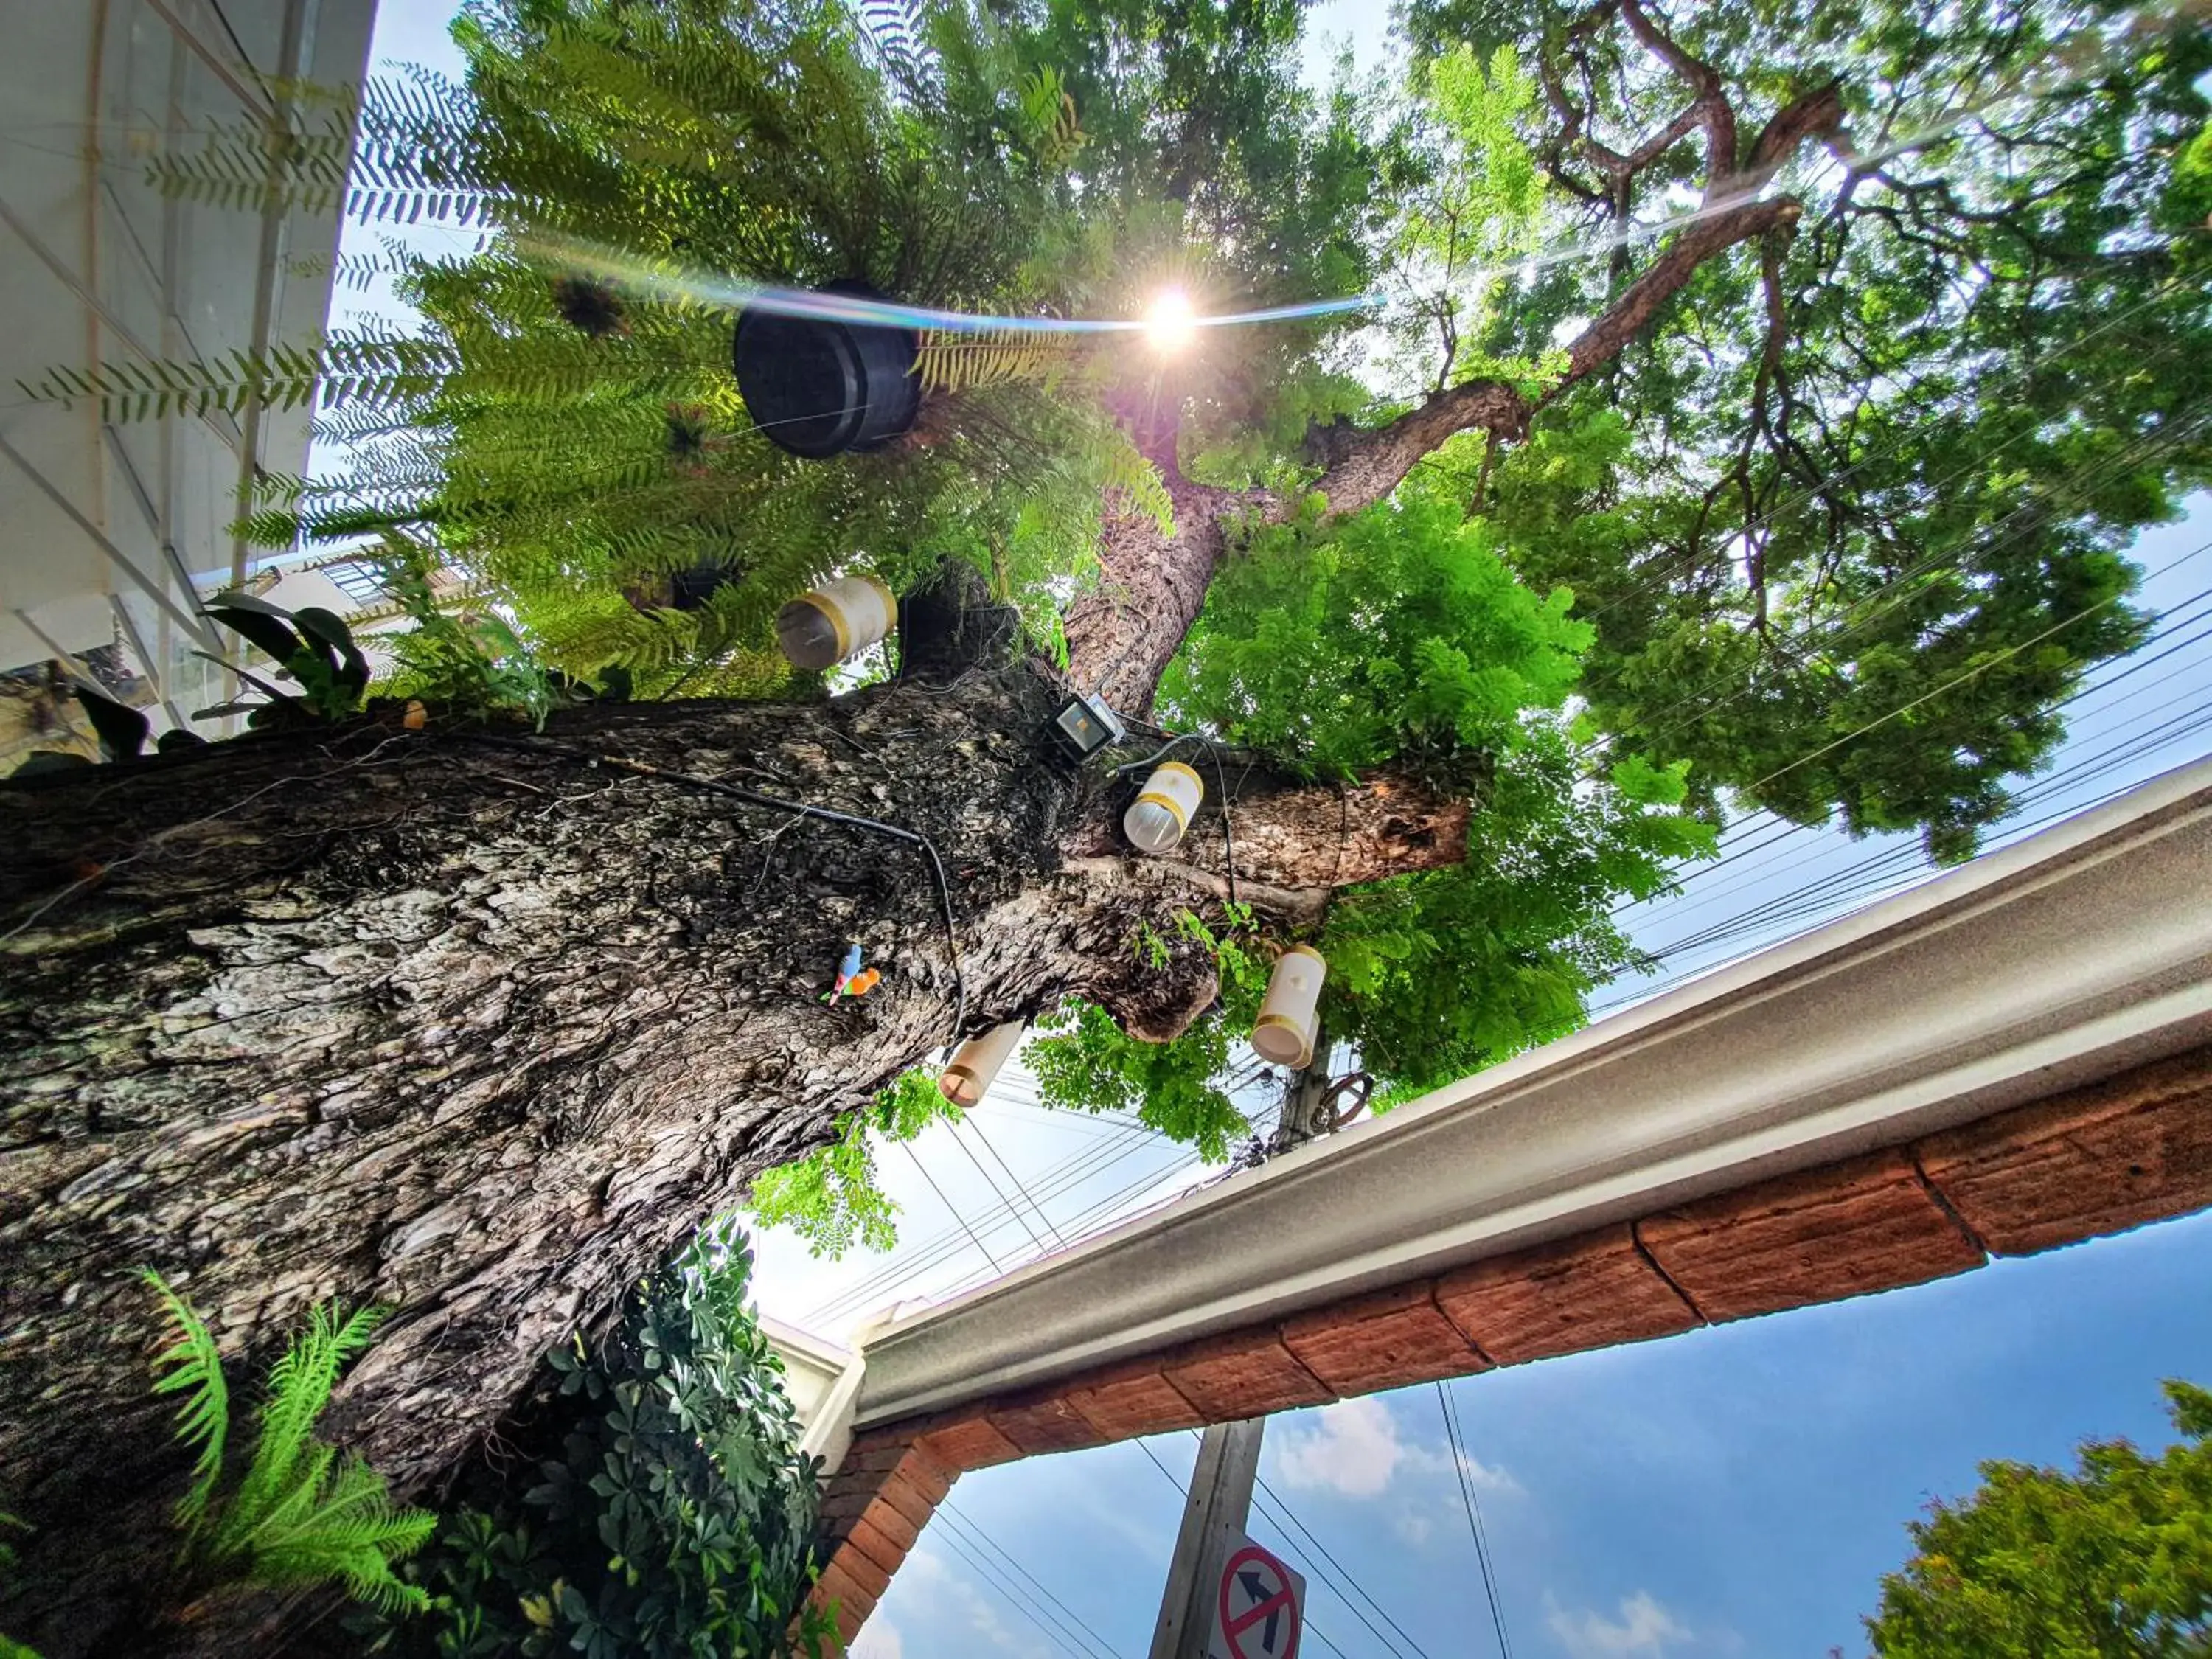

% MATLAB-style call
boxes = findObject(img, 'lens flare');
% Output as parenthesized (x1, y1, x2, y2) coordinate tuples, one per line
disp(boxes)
(1145, 287, 1198, 352)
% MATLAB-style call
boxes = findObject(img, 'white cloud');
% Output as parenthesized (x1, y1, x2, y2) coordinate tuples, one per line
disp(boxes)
(1393, 1508, 1434, 1547)
(902, 1546, 1052, 1659)
(1273, 1397, 1411, 1498)
(1438, 1446, 1525, 1497)
(1547, 1591, 1693, 1659)
(1274, 1397, 1527, 1504)
(850, 1617, 904, 1659)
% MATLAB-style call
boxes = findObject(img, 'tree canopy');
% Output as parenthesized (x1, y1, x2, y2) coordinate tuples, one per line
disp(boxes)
(32, 0, 2211, 1180)
(1868, 1379, 2212, 1657)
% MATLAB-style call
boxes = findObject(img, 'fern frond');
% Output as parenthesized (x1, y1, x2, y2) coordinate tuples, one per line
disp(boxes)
(914, 328, 1080, 395)
(241, 1455, 434, 1615)
(139, 1270, 229, 1531)
(225, 1301, 383, 1537)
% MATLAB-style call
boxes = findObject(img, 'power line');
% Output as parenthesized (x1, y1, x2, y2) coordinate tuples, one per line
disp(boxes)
(1609, 582, 2212, 930)
(945, 1116, 1052, 1254)
(896, 1140, 1006, 1276)
(1130, 1436, 1355, 1659)
(931, 1514, 1110, 1659)
(1251, 1473, 1431, 1659)
(937, 1501, 1121, 1659)
(1436, 1382, 1514, 1659)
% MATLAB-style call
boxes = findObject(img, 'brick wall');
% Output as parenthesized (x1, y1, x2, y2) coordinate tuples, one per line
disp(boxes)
(803, 1043, 2212, 1649)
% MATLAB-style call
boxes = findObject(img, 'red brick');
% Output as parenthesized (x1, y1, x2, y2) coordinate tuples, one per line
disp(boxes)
(1918, 1047, 2212, 1255)
(840, 1438, 950, 1482)
(914, 1408, 1022, 1471)
(872, 1464, 948, 1534)
(853, 1493, 921, 1555)
(1164, 1324, 1334, 1419)
(1639, 1150, 1983, 1321)
(824, 1538, 891, 1601)
(988, 1388, 1108, 1456)
(1281, 1282, 1487, 1394)
(1436, 1225, 1700, 1364)
(1062, 1356, 1207, 1441)
(814, 1557, 879, 1630)
(841, 1513, 908, 1579)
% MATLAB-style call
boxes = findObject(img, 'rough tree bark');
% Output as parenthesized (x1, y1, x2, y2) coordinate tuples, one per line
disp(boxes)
(0, 13, 1849, 1649)
(0, 669, 1462, 1653)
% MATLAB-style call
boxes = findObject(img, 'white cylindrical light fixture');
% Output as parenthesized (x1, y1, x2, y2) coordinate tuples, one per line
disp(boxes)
(1122, 760, 1204, 855)
(1251, 946, 1326, 1068)
(776, 575, 897, 670)
(939, 1020, 1026, 1108)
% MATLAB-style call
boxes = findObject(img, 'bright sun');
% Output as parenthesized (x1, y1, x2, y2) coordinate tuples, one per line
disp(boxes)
(1144, 287, 1197, 352)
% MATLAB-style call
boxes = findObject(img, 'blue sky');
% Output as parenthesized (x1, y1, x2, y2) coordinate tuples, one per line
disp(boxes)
(881, 1207, 2212, 1659)
(339, 6, 2212, 1655)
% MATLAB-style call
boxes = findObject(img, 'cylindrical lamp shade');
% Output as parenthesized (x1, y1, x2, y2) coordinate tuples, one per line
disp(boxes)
(1251, 946, 1326, 1068)
(939, 1020, 1026, 1108)
(1122, 761, 1204, 855)
(730, 284, 922, 459)
(777, 575, 897, 670)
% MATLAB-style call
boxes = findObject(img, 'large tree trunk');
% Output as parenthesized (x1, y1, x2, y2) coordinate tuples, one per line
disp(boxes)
(0, 667, 1464, 1653)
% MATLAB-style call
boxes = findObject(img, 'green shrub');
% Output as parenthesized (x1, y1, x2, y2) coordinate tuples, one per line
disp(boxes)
(397, 1220, 831, 1659)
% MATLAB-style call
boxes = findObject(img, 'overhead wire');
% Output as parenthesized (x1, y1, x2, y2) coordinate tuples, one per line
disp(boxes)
(935, 1501, 1121, 1659)
(1436, 1382, 1514, 1659)
(804, 1062, 1275, 1327)
(1128, 1436, 1356, 1659)
(896, 1141, 1006, 1276)
(1634, 564, 2212, 959)
(1603, 580, 2212, 930)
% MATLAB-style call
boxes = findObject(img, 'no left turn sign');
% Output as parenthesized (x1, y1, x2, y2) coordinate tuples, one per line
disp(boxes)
(1208, 1536, 1305, 1659)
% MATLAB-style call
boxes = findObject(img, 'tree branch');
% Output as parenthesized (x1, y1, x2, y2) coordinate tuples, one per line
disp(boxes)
(1616, 0, 1735, 183)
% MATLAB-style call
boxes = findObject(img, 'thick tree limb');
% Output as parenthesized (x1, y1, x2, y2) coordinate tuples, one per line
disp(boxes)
(1065, 29, 1848, 720)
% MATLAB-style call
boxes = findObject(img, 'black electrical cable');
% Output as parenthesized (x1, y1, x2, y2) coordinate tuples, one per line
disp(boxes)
(1437, 1382, 1515, 1659)
(459, 732, 966, 1043)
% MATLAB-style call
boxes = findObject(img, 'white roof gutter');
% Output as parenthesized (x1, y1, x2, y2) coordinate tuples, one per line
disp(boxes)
(852, 757, 2212, 1427)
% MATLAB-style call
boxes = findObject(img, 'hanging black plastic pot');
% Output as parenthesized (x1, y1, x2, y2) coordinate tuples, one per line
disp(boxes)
(731, 279, 922, 459)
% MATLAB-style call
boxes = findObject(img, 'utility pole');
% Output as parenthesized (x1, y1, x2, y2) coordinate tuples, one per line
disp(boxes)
(1153, 1043, 1368, 1655)
(1148, 1418, 1266, 1659)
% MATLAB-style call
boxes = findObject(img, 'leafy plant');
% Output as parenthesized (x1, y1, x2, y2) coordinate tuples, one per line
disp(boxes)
(396, 1219, 832, 1659)
(368, 531, 574, 728)
(194, 591, 372, 725)
(0, 1512, 38, 1659)
(1867, 1377, 2212, 1655)
(751, 1070, 961, 1257)
(142, 1270, 435, 1615)
(1032, 905, 1272, 1159)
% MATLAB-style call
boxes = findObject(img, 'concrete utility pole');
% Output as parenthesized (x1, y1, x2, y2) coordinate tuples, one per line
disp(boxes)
(1148, 1418, 1267, 1659)
(1152, 1046, 1364, 1655)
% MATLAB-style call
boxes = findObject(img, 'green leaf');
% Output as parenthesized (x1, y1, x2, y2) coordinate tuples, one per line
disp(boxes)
(139, 1269, 230, 1530)
(74, 687, 150, 762)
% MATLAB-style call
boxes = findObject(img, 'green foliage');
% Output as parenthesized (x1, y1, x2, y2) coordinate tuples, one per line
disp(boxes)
(751, 1071, 961, 1257)
(1379, 42, 1555, 395)
(1866, 1379, 2212, 1656)
(141, 1271, 435, 1615)
(1037, 495, 1714, 1117)
(400, 1220, 831, 1659)
(1029, 905, 1273, 1158)
(1161, 494, 1590, 776)
(196, 591, 372, 725)
(0, 1512, 38, 1659)
(1402, 0, 2209, 857)
(368, 532, 561, 726)
(1318, 735, 1711, 1096)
